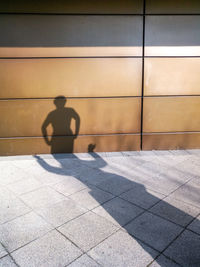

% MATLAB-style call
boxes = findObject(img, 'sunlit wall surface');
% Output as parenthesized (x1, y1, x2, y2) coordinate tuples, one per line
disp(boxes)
(143, 0, 200, 150)
(0, 0, 199, 155)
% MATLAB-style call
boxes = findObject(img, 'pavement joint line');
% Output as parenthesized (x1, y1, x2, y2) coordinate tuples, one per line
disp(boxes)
(148, 209, 200, 231)
(0, 210, 32, 226)
(158, 228, 186, 266)
(184, 224, 200, 237)
(120, 226, 183, 267)
(64, 252, 101, 267)
(90, 203, 145, 230)
(55, 228, 85, 255)
(118, 226, 162, 255)
(165, 178, 200, 210)
(84, 181, 121, 197)
(0, 242, 9, 259)
(89, 205, 122, 225)
(57, 211, 120, 255)
(0, 253, 21, 267)
(48, 183, 89, 199)
(173, 156, 200, 173)
(32, 199, 91, 229)
(117, 194, 198, 234)
(3, 177, 44, 196)
(6, 183, 47, 197)
(85, 253, 103, 267)
(2, 228, 54, 256)
(147, 252, 182, 267)
(139, 163, 191, 186)
(1, 185, 69, 226)
(0, 185, 35, 225)
(16, 190, 60, 212)
(90, 193, 119, 209)
(18, 184, 65, 197)
(65, 184, 117, 209)
(56, 219, 121, 260)
(47, 208, 91, 229)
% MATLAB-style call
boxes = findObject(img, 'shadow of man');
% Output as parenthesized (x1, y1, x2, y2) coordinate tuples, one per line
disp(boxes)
(35, 98, 200, 266)
(35, 153, 200, 266)
(42, 96, 80, 153)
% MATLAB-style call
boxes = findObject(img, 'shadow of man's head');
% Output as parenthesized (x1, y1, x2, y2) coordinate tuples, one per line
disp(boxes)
(54, 95, 66, 109)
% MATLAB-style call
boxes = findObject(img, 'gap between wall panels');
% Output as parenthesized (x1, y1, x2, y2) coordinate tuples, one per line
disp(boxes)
(140, 0, 146, 150)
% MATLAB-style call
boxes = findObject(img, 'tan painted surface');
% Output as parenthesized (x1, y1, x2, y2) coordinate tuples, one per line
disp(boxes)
(143, 96, 200, 132)
(144, 58, 200, 96)
(0, 98, 141, 137)
(0, 134, 140, 156)
(1, 4, 200, 154)
(143, 133, 200, 150)
(0, 58, 142, 98)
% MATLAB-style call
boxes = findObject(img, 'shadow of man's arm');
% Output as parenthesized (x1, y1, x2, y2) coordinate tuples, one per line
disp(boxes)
(71, 110, 80, 137)
(86, 144, 107, 168)
(41, 115, 51, 145)
(34, 155, 66, 175)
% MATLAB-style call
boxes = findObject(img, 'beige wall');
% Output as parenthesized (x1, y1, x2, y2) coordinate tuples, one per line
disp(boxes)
(143, 1, 200, 150)
(0, 0, 200, 155)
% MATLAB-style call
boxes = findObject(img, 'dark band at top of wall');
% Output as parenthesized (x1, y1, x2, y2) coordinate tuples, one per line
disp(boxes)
(146, 0, 200, 14)
(0, 0, 143, 14)
(0, 15, 143, 47)
(1, 0, 200, 15)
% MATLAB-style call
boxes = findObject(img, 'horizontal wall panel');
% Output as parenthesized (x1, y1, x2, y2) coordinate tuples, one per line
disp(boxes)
(143, 97, 200, 132)
(0, 98, 141, 137)
(0, 15, 142, 57)
(146, 0, 200, 14)
(144, 58, 200, 96)
(0, 134, 140, 156)
(0, 47, 142, 58)
(145, 16, 200, 56)
(0, 58, 142, 98)
(0, 0, 143, 14)
(143, 133, 200, 150)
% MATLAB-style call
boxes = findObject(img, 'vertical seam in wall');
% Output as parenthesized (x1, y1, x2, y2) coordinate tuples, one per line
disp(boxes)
(140, 0, 146, 150)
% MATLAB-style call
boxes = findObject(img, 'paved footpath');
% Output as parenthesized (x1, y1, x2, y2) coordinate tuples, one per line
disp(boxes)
(0, 150, 200, 267)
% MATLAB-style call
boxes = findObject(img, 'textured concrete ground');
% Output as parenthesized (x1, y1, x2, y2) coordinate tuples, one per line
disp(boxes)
(0, 150, 200, 267)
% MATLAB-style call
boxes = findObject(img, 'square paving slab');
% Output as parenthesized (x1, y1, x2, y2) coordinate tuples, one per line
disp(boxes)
(125, 212, 183, 252)
(35, 198, 87, 228)
(19, 186, 66, 209)
(88, 230, 159, 267)
(164, 230, 200, 267)
(58, 211, 118, 251)
(150, 195, 200, 227)
(68, 186, 114, 210)
(187, 215, 200, 235)
(0, 212, 53, 252)
(0, 255, 17, 267)
(11, 230, 82, 267)
(92, 197, 143, 227)
(68, 254, 100, 267)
